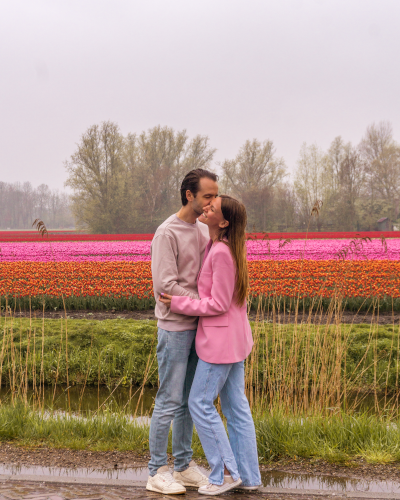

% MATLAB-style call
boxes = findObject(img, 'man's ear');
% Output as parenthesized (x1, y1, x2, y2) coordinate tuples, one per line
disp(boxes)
(186, 190, 194, 202)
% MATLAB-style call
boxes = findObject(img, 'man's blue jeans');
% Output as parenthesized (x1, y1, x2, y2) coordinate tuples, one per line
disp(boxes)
(148, 328, 198, 476)
(189, 359, 261, 487)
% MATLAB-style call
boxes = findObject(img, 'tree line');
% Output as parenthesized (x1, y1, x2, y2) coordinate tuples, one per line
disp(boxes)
(0, 182, 73, 230)
(65, 120, 400, 233)
(6, 121, 397, 233)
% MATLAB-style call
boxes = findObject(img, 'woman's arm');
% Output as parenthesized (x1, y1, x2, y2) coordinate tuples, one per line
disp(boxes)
(168, 245, 236, 317)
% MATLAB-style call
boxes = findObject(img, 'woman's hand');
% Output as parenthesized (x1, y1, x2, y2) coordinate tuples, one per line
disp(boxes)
(159, 293, 173, 307)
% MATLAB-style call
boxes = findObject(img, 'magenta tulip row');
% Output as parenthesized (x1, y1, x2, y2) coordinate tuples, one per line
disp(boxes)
(0, 238, 399, 262)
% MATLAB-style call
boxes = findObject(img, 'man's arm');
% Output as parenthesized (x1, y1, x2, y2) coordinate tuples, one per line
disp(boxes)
(151, 233, 200, 300)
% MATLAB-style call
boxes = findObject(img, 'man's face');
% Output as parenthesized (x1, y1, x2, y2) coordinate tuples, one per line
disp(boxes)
(189, 177, 219, 216)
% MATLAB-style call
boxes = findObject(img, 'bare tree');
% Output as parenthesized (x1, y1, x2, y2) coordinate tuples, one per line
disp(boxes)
(337, 144, 364, 230)
(359, 121, 393, 164)
(221, 139, 287, 231)
(65, 121, 126, 233)
(359, 121, 400, 227)
(222, 139, 286, 195)
(293, 143, 330, 231)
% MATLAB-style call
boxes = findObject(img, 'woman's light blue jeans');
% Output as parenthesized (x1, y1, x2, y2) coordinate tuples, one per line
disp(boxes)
(189, 359, 261, 487)
(148, 328, 198, 476)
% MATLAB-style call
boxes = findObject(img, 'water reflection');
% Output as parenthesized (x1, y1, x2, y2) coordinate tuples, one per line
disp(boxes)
(0, 384, 397, 417)
(0, 385, 157, 415)
(0, 463, 152, 481)
(261, 470, 400, 493)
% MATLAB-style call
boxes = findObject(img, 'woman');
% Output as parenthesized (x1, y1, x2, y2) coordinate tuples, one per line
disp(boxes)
(159, 195, 261, 496)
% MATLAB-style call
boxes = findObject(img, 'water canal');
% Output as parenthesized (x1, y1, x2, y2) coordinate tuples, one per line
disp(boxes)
(0, 385, 157, 415)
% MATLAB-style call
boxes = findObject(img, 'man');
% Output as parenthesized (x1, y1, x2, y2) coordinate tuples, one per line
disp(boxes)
(147, 168, 219, 495)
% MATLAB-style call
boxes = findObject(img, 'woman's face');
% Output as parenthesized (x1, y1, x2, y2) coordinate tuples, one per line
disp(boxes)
(199, 196, 228, 230)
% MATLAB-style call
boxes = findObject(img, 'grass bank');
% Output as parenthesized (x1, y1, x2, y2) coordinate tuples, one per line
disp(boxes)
(0, 317, 399, 395)
(256, 409, 400, 464)
(0, 317, 159, 387)
(1, 403, 400, 464)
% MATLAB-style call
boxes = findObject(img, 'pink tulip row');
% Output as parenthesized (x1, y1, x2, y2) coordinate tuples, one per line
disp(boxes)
(245, 238, 400, 261)
(0, 241, 152, 262)
(0, 238, 399, 262)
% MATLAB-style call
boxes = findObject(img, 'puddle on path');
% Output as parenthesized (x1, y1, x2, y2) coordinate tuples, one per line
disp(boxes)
(260, 470, 400, 493)
(0, 463, 152, 481)
(2, 464, 400, 494)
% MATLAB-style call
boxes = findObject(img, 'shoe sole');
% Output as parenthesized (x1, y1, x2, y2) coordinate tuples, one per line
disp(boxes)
(146, 483, 186, 494)
(198, 478, 242, 496)
(237, 486, 260, 490)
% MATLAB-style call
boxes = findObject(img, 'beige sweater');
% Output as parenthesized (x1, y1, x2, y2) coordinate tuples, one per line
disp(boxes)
(151, 214, 210, 331)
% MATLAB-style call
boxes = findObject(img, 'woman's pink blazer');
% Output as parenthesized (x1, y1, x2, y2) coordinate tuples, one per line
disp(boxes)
(170, 240, 253, 364)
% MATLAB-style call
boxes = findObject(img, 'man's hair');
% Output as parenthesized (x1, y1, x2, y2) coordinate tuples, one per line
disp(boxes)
(180, 168, 218, 206)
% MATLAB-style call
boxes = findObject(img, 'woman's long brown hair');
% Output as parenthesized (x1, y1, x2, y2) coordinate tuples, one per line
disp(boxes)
(216, 195, 248, 306)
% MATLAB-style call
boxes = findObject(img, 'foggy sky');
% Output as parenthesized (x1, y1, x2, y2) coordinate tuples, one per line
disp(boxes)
(1, 0, 399, 191)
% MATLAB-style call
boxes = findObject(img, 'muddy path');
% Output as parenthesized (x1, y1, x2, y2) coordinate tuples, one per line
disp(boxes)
(1, 443, 400, 485)
(9, 309, 400, 325)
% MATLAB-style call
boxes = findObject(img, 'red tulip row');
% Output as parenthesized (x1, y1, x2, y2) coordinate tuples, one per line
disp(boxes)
(0, 233, 154, 242)
(2, 231, 400, 242)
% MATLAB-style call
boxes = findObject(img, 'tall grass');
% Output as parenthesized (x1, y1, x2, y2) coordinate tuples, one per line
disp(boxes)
(245, 294, 400, 417)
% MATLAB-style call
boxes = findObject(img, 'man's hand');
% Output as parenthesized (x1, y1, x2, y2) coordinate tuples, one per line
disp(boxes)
(159, 293, 173, 307)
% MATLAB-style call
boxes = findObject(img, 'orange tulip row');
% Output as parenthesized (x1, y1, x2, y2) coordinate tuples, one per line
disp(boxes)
(1, 259, 399, 300)
(248, 260, 400, 298)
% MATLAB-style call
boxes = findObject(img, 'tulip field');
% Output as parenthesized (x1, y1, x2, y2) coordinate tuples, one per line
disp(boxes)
(1, 231, 400, 311)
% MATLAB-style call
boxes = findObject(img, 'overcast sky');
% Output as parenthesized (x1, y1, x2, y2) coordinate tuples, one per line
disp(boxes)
(1, 0, 399, 191)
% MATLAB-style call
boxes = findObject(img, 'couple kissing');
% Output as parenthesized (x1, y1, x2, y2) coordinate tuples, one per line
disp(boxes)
(147, 168, 261, 496)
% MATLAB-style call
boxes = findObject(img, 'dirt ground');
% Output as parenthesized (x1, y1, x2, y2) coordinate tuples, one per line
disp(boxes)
(11, 309, 400, 325)
(2, 442, 400, 484)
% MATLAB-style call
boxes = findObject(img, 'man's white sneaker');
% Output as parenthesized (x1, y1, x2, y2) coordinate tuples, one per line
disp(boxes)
(173, 460, 209, 488)
(146, 465, 186, 494)
(198, 475, 242, 496)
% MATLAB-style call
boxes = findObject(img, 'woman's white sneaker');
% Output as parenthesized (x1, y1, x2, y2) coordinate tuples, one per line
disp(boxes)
(237, 485, 260, 490)
(198, 476, 242, 496)
(173, 460, 209, 487)
(146, 465, 186, 494)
